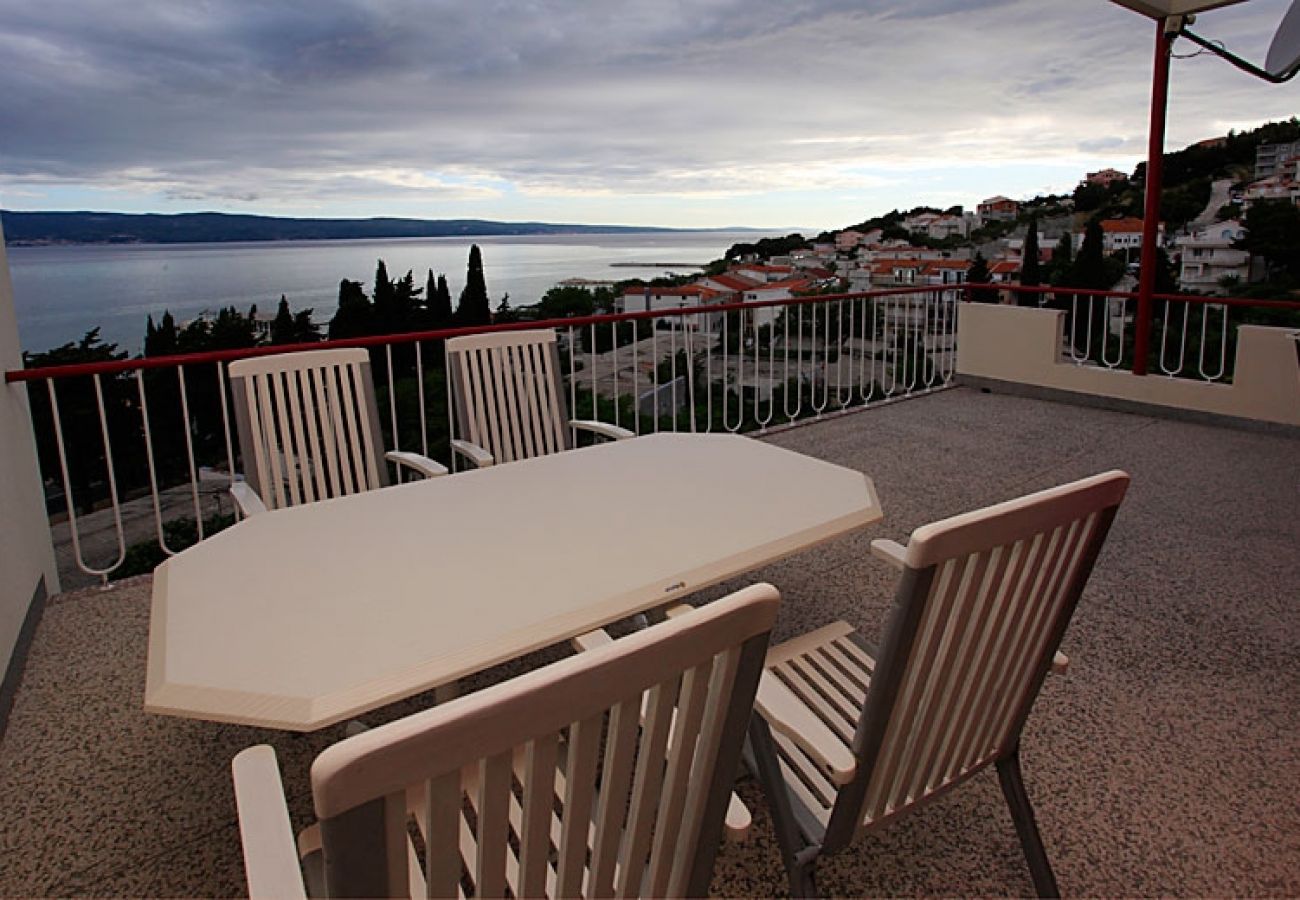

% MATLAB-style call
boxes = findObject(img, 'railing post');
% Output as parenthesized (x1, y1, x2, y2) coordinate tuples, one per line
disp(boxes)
(1134, 17, 1175, 376)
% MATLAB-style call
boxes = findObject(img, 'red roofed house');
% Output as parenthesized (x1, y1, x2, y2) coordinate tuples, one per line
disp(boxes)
(739, 278, 814, 328)
(1085, 168, 1128, 187)
(618, 285, 724, 331)
(1092, 218, 1164, 255)
(978, 195, 1019, 223)
(697, 272, 761, 295)
(733, 263, 796, 284)
(921, 259, 972, 286)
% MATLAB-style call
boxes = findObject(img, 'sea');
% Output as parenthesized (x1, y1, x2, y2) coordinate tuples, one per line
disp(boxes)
(6, 230, 788, 355)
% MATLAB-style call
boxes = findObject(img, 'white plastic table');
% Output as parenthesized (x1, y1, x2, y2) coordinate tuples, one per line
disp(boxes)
(145, 432, 882, 731)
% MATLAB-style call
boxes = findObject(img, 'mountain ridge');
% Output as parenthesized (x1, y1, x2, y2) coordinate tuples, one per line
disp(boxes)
(0, 210, 759, 246)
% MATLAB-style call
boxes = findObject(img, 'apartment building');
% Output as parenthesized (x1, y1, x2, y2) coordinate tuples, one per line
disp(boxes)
(1176, 220, 1251, 294)
(1254, 140, 1300, 179)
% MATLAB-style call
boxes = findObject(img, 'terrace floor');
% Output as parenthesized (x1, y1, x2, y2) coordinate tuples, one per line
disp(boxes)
(2, 386, 1298, 897)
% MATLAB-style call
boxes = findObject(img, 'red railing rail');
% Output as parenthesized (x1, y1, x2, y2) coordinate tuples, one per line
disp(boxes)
(5, 285, 946, 383)
(962, 282, 1300, 311)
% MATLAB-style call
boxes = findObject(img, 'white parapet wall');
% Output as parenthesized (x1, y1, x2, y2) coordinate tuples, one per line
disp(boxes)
(956, 303, 1300, 427)
(0, 220, 60, 690)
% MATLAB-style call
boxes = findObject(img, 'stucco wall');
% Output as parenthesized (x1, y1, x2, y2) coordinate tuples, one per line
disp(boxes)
(956, 303, 1300, 427)
(0, 221, 59, 680)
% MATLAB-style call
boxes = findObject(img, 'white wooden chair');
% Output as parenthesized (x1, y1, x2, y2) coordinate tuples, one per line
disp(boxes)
(228, 348, 447, 515)
(748, 471, 1130, 897)
(232, 583, 779, 899)
(445, 329, 632, 469)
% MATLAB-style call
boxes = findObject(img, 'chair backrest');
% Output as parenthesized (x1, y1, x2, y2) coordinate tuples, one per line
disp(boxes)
(228, 348, 388, 511)
(824, 471, 1129, 850)
(309, 584, 779, 899)
(446, 329, 572, 464)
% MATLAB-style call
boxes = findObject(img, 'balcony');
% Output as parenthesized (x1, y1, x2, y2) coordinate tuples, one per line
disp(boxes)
(1, 381, 1298, 896)
(2, 280, 1299, 896)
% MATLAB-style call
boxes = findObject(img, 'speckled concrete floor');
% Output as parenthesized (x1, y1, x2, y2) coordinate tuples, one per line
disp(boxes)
(1, 387, 1297, 897)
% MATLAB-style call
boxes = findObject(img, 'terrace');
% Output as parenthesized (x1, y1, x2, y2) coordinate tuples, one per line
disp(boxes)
(2, 270, 1299, 895)
(1, 386, 1298, 896)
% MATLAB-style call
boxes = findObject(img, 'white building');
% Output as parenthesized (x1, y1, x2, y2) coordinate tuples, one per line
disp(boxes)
(1176, 221, 1251, 295)
(618, 285, 724, 331)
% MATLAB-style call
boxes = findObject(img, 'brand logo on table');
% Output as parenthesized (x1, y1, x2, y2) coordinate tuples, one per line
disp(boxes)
(664, 581, 686, 593)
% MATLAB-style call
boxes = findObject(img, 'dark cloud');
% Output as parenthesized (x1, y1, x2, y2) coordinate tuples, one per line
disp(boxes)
(0, 0, 1293, 221)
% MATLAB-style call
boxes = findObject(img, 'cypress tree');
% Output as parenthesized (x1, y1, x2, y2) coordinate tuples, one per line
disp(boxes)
(373, 259, 397, 334)
(271, 295, 296, 345)
(435, 274, 453, 323)
(1050, 232, 1074, 284)
(967, 252, 997, 303)
(1018, 216, 1041, 306)
(457, 244, 491, 325)
(1071, 220, 1110, 290)
(328, 278, 373, 340)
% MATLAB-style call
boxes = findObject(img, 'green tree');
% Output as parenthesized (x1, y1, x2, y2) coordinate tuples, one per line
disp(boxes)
(967, 253, 997, 303)
(270, 296, 296, 344)
(270, 296, 320, 345)
(494, 294, 519, 324)
(209, 305, 259, 350)
(1049, 232, 1073, 285)
(434, 273, 453, 325)
(1072, 181, 1108, 212)
(144, 311, 178, 357)
(1070, 220, 1113, 290)
(456, 244, 492, 325)
(1236, 199, 1300, 282)
(537, 285, 596, 319)
(329, 278, 372, 339)
(1018, 216, 1041, 306)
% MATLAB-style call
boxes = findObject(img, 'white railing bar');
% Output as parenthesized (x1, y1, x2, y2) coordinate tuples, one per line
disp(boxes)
(612, 322, 620, 430)
(1159, 300, 1190, 377)
(1198, 303, 1229, 382)
(176, 366, 205, 540)
(384, 346, 400, 481)
(135, 371, 172, 555)
(216, 361, 241, 522)
(415, 342, 429, 458)
(48, 378, 127, 581)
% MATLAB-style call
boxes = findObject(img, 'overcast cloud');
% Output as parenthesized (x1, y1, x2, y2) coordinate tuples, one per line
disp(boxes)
(1, 0, 1296, 228)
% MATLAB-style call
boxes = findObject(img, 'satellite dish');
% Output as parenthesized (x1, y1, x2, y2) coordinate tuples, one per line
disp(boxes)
(1266, 0, 1300, 79)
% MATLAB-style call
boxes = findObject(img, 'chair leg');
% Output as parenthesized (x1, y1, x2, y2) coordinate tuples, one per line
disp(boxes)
(746, 717, 821, 898)
(996, 748, 1060, 899)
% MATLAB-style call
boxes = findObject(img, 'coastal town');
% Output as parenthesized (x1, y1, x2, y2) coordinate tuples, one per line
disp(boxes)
(603, 136, 1300, 320)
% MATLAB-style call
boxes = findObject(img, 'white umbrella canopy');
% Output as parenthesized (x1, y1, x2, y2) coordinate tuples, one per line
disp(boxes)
(1109, 0, 1247, 16)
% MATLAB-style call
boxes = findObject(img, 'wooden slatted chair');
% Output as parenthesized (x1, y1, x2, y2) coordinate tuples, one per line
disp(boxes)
(228, 348, 447, 515)
(748, 471, 1130, 897)
(445, 329, 632, 469)
(232, 583, 779, 899)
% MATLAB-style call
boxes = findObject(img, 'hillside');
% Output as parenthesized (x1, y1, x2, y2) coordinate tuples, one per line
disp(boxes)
(0, 211, 696, 246)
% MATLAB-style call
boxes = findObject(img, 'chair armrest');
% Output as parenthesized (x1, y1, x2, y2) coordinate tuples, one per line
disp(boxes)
(230, 482, 268, 517)
(1051, 651, 1069, 674)
(569, 420, 636, 441)
(451, 439, 495, 468)
(755, 672, 857, 785)
(232, 746, 307, 900)
(384, 450, 449, 479)
(869, 538, 907, 569)
(570, 628, 614, 653)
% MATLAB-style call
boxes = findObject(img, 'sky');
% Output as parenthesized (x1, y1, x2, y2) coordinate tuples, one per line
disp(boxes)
(0, 0, 1297, 232)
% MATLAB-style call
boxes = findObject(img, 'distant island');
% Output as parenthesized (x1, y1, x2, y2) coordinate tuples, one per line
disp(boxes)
(0, 210, 759, 246)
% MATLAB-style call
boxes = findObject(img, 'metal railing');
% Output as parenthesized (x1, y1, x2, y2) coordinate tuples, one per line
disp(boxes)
(5, 287, 959, 585)
(984, 284, 1300, 383)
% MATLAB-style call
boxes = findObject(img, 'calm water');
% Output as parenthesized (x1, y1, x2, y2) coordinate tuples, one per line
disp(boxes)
(7, 230, 783, 354)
